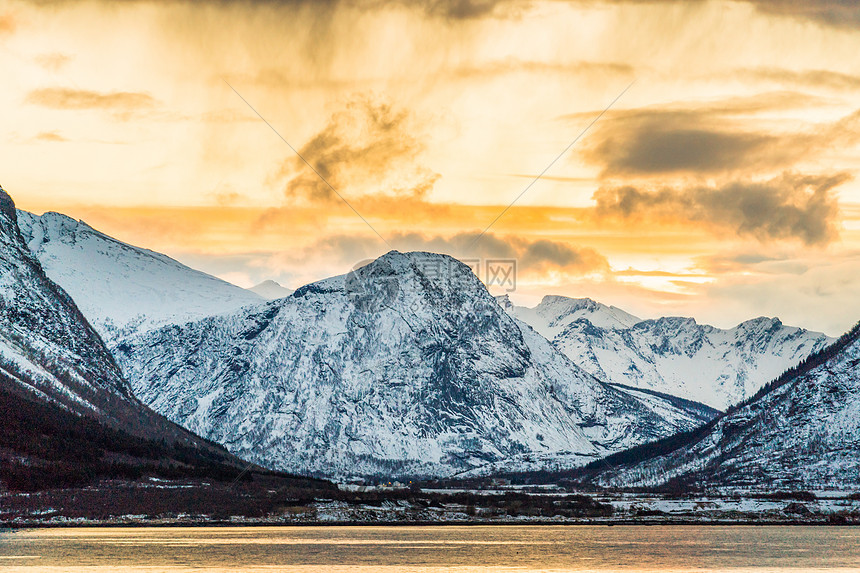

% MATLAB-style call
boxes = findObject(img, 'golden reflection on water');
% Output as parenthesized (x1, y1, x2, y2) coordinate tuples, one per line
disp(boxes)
(0, 526, 859, 572)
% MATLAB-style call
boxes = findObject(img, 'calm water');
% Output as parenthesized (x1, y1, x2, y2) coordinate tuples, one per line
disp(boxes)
(0, 525, 858, 572)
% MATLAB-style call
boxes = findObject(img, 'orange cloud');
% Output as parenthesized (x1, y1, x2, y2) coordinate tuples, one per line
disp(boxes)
(0, 11, 15, 34)
(25, 88, 157, 119)
(33, 131, 69, 142)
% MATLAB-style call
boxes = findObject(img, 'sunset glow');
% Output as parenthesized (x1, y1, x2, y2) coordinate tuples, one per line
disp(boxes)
(3, 0, 859, 334)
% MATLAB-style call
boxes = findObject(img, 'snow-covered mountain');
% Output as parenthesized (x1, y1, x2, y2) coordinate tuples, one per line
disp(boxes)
(115, 251, 716, 480)
(0, 187, 234, 447)
(249, 279, 294, 300)
(499, 295, 833, 410)
(16, 210, 263, 342)
(580, 322, 860, 492)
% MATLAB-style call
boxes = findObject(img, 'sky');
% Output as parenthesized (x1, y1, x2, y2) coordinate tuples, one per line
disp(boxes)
(2, 0, 860, 336)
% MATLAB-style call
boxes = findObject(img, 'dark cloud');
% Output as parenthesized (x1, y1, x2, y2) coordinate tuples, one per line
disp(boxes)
(744, 0, 860, 29)
(581, 0, 860, 29)
(20, 0, 521, 20)
(589, 126, 784, 175)
(580, 108, 813, 176)
(280, 94, 438, 203)
(592, 172, 851, 245)
(419, 232, 610, 276)
(25, 88, 157, 119)
(579, 100, 860, 177)
(308, 230, 609, 275)
(521, 239, 609, 273)
(415, 0, 513, 19)
(18, 0, 860, 26)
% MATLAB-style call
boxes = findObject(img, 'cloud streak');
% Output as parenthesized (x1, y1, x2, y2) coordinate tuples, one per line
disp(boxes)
(18, 0, 519, 20)
(33, 130, 69, 142)
(593, 172, 851, 246)
(34, 53, 72, 71)
(25, 88, 157, 119)
(737, 67, 860, 92)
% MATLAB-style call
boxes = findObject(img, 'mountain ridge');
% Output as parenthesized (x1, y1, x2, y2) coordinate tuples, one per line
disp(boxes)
(502, 294, 833, 409)
(16, 209, 264, 342)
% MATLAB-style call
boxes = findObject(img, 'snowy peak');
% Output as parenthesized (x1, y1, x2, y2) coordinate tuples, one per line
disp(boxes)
(248, 279, 293, 300)
(19, 211, 85, 251)
(505, 294, 642, 340)
(537, 294, 641, 328)
(17, 209, 264, 342)
(304, 250, 487, 304)
(0, 187, 248, 453)
(116, 250, 714, 480)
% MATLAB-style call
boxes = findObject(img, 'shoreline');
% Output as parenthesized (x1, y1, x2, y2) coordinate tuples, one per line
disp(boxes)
(3, 518, 857, 529)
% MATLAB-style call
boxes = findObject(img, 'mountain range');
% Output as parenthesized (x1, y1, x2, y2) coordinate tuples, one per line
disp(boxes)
(575, 322, 860, 492)
(113, 251, 716, 479)
(500, 295, 832, 410)
(8, 203, 855, 487)
(18, 209, 830, 413)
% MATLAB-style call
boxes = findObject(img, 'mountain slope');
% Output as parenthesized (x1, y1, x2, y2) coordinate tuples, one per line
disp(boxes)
(16, 210, 263, 342)
(500, 295, 833, 410)
(577, 322, 860, 492)
(2, 192, 136, 421)
(0, 186, 250, 490)
(116, 251, 715, 480)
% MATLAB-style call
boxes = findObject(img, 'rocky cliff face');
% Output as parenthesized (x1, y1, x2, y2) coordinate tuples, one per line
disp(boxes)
(1, 189, 135, 419)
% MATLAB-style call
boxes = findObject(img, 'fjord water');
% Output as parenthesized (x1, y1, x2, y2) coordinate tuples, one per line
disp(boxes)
(1, 526, 858, 572)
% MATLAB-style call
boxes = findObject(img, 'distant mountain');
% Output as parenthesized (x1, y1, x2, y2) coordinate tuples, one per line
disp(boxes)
(576, 322, 860, 492)
(498, 294, 640, 332)
(0, 187, 245, 490)
(115, 251, 716, 481)
(499, 295, 833, 410)
(16, 210, 263, 342)
(249, 279, 294, 300)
